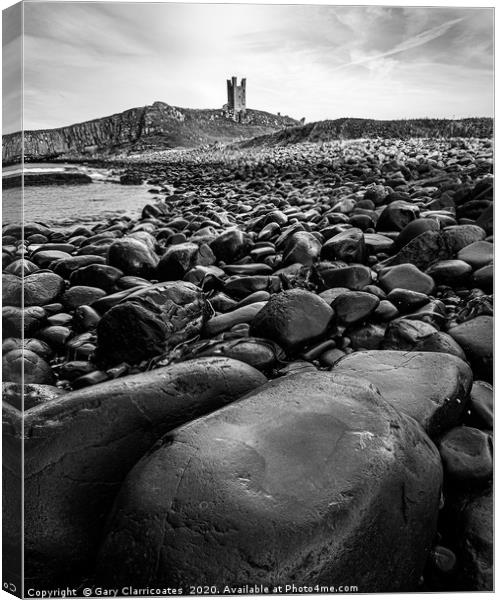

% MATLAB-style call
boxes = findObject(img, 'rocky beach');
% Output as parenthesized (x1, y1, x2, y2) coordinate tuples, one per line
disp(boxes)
(2, 133, 493, 592)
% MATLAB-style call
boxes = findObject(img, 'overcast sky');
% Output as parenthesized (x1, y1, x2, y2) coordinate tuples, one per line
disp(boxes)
(2, 2, 494, 133)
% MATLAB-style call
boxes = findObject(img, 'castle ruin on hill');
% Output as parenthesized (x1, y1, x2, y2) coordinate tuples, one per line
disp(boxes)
(224, 76, 246, 121)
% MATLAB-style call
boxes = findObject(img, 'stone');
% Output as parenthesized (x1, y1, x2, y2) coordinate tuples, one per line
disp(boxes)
(2, 382, 64, 411)
(210, 229, 249, 262)
(332, 291, 379, 324)
(2, 337, 53, 360)
(439, 426, 492, 484)
(204, 302, 267, 336)
(250, 289, 333, 351)
(2, 306, 46, 337)
(348, 323, 386, 350)
(51, 255, 107, 279)
(31, 250, 72, 269)
(3, 272, 64, 308)
(449, 316, 493, 382)
(62, 286, 107, 311)
(382, 318, 438, 351)
(189, 337, 282, 371)
(95, 281, 206, 367)
(70, 264, 123, 292)
(282, 231, 322, 266)
(224, 275, 281, 299)
(321, 228, 366, 263)
(471, 265, 493, 293)
(469, 381, 493, 430)
(441, 225, 486, 255)
(2, 349, 54, 385)
(107, 238, 159, 278)
(4, 258, 39, 277)
(96, 372, 442, 591)
(379, 264, 435, 295)
(157, 242, 215, 280)
(457, 241, 493, 270)
(387, 288, 429, 312)
(394, 218, 440, 251)
(6, 358, 266, 584)
(425, 260, 472, 286)
(376, 200, 419, 232)
(315, 263, 372, 291)
(334, 351, 472, 438)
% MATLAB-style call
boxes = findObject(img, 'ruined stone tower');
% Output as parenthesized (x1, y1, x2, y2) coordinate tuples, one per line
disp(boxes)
(226, 76, 246, 121)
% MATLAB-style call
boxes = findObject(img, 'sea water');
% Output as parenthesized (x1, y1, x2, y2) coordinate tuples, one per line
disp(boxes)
(2, 163, 158, 229)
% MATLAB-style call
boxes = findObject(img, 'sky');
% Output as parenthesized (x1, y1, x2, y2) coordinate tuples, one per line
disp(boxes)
(2, 1, 495, 133)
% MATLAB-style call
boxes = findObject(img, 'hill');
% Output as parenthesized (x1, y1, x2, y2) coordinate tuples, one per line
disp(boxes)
(236, 117, 493, 148)
(2, 101, 299, 164)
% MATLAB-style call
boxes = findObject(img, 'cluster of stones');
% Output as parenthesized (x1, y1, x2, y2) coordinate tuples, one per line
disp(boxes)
(2, 137, 492, 592)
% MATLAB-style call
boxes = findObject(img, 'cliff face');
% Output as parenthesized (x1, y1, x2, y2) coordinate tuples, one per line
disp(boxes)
(2, 102, 299, 164)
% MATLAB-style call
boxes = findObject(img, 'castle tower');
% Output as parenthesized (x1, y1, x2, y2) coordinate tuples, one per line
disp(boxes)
(226, 76, 246, 121)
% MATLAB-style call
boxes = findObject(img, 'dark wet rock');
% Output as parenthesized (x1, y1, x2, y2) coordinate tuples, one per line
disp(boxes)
(457, 241, 493, 270)
(37, 326, 72, 353)
(439, 426, 492, 484)
(334, 350, 471, 438)
(187, 337, 283, 371)
(2, 306, 46, 337)
(70, 264, 123, 293)
(4, 258, 39, 277)
(204, 302, 267, 336)
(50, 255, 107, 279)
(31, 250, 72, 269)
(318, 347, 346, 367)
(471, 265, 493, 293)
(73, 306, 101, 332)
(373, 300, 399, 321)
(224, 275, 281, 299)
(364, 233, 394, 254)
(96, 372, 442, 591)
(379, 264, 435, 295)
(321, 228, 366, 263)
(394, 218, 440, 251)
(107, 238, 159, 278)
(94, 281, 206, 367)
(10, 358, 265, 584)
(441, 225, 486, 255)
(469, 381, 493, 430)
(382, 318, 438, 351)
(210, 229, 249, 262)
(332, 291, 379, 323)
(475, 203, 493, 236)
(314, 263, 372, 291)
(2, 337, 53, 360)
(347, 323, 386, 350)
(376, 200, 419, 232)
(449, 316, 493, 382)
(62, 286, 107, 311)
(318, 287, 351, 304)
(426, 260, 472, 286)
(404, 299, 447, 329)
(2, 382, 64, 411)
(3, 272, 64, 308)
(3, 349, 54, 385)
(387, 288, 429, 312)
(157, 242, 215, 280)
(3, 222, 52, 239)
(282, 231, 322, 266)
(413, 331, 466, 360)
(251, 289, 333, 352)
(223, 263, 272, 276)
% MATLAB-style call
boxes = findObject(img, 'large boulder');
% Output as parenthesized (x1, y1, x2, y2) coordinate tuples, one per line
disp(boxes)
(321, 228, 366, 263)
(95, 281, 206, 367)
(333, 351, 472, 438)
(250, 289, 333, 352)
(96, 372, 442, 591)
(4, 358, 266, 586)
(3, 272, 64, 307)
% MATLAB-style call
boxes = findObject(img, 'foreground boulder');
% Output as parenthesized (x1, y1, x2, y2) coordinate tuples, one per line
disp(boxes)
(94, 281, 206, 367)
(97, 372, 442, 591)
(333, 351, 472, 438)
(3, 357, 265, 586)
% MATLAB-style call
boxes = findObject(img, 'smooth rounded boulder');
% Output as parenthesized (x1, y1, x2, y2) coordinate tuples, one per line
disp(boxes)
(250, 289, 333, 351)
(107, 237, 159, 278)
(333, 351, 472, 438)
(96, 372, 442, 591)
(4, 357, 266, 586)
